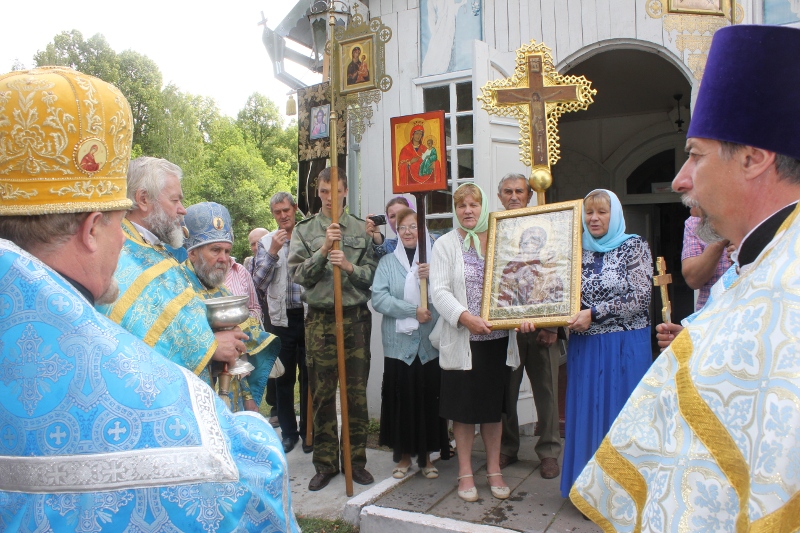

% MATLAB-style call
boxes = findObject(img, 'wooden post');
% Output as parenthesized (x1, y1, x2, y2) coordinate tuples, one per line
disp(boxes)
(305, 387, 313, 448)
(328, 10, 354, 497)
(412, 192, 428, 309)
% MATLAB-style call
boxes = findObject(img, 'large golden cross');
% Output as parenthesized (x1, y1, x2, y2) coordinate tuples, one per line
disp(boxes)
(653, 257, 673, 323)
(478, 41, 595, 205)
(495, 54, 580, 169)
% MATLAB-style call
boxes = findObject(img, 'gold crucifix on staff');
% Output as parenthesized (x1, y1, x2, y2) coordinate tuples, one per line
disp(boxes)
(654, 257, 672, 323)
(478, 41, 596, 205)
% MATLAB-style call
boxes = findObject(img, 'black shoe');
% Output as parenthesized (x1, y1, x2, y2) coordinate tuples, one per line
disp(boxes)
(302, 441, 314, 454)
(351, 467, 374, 485)
(308, 471, 338, 491)
(282, 436, 299, 453)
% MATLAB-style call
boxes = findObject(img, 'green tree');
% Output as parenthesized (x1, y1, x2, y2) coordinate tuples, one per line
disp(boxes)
(236, 93, 296, 169)
(183, 143, 295, 260)
(116, 50, 163, 149)
(144, 84, 207, 178)
(31, 31, 300, 261)
(33, 31, 120, 84)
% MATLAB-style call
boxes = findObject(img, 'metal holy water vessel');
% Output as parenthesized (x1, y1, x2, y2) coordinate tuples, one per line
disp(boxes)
(205, 295, 250, 330)
(204, 295, 253, 404)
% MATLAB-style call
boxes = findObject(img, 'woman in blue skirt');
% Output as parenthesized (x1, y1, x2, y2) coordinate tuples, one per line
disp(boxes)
(562, 189, 653, 498)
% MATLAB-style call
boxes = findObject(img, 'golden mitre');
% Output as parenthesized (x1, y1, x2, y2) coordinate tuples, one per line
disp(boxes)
(0, 66, 134, 216)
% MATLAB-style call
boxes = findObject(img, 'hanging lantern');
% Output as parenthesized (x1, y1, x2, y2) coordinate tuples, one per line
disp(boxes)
(286, 93, 297, 116)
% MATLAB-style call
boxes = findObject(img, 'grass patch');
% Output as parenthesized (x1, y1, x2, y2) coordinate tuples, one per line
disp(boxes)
(297, 516, 358, 533)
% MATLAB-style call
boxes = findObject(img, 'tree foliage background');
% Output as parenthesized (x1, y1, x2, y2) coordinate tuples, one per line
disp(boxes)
(29, 30, 298, 260)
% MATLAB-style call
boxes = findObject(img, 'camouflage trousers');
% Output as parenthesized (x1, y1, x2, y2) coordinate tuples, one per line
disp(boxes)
(305, 305, 371, 474)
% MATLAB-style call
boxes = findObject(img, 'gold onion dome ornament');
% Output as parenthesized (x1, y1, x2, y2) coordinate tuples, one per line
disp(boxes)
(0, 66, 134, 215)
(478, 41, 596, 193)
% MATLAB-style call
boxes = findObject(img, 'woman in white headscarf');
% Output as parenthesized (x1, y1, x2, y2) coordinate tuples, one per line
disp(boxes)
(372, 207, 449, 480)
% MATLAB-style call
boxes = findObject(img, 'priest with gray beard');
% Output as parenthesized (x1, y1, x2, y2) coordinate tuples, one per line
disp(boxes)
(180, 201, 280, 413)
(98, 157, 249, 382)
(125, 157, 191, 262)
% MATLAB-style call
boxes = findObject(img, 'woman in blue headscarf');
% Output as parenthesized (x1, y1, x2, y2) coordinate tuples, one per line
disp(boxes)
(561, 189, 653, 498)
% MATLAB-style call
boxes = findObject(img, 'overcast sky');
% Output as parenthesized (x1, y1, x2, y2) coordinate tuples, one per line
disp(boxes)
(1, 1, 321, 119)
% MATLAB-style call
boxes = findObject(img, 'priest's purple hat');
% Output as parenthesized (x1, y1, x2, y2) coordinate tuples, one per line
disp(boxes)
(687, 25, 800, 161)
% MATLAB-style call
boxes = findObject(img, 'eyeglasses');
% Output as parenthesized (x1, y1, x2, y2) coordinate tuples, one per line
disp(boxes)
(397, 224, 418, 233)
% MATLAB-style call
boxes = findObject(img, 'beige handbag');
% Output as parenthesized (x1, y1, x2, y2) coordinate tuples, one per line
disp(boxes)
(269, 357, 285, 379)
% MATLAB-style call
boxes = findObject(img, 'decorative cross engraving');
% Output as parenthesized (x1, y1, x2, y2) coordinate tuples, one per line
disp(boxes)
(654, 257, 673, 323)
(107, 420, 127, 442)
(495, 55, 581, 168)
(49, 425, 67, 445)
(169, 417, 186, 437)
(2, 427, 15, 447)
(102, 460, 127, 482)
(0, 324, 73, 415)
(50, 295, 70, 312)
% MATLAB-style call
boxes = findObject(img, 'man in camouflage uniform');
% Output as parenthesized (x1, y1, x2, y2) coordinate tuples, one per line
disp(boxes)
(288, 167, 378, 491)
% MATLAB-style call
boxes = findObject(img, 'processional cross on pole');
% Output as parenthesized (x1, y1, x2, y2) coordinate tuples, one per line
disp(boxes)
(308, 0, 392, 497)
(479, 42, 596, 205)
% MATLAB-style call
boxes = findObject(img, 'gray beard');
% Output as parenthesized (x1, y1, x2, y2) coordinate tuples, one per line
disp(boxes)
(194, 255, 228, 289)
(95, 279, 120, 305)
(682, 195, 724, 244)
(143, 205, 184, 249)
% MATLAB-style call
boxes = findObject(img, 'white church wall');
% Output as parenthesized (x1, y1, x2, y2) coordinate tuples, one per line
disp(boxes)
(357, 0, 764, 418)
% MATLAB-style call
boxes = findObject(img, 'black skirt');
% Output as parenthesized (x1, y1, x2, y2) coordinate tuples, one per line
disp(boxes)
(439, 337, 510, 424)
(378, 356, 452, 467)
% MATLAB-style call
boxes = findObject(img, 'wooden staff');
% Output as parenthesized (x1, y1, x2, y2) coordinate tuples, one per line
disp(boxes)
(412, 192, 428, 308)
(305, 386, 313, 448)
(328, 11, 354, 497)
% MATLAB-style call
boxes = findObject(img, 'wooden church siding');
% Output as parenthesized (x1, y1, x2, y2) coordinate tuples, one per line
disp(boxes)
(635, 0, 666, 48)
(553, 0, 571, 61)
(595, 1, 613, 41)
(567, 0, 585, 55)
(398, 8, 420, 116)
(538, 0, 559, 58)
(580, 1, 599, 47)
(508, 0, 522, 51)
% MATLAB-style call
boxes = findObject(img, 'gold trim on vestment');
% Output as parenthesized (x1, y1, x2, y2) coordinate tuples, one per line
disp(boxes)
(109, 259, 174, 323)
(750, 489, 800, 533)
(569, 486, 617, 533)
(241, 316, 278, 355)
(143, 286, 194, 347)
(672, 331, 751, 533)
(594, 436, 647, 532)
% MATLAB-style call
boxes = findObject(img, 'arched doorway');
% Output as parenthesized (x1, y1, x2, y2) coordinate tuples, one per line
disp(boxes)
(547, 45, 695, 432)
(552, 45, 696, 330)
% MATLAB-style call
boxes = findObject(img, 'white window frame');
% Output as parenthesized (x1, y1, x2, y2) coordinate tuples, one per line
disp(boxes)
(413, 72, 475, 226)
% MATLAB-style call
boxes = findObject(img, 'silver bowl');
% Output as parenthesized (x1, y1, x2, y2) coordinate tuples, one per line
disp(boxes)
(204, 295, 250, 330)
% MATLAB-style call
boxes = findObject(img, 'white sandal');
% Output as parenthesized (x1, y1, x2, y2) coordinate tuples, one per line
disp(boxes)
(422, 466, 439, 479)
(487, 472, 511, 499)
(457, 474, 478, 502)
(392, 464, 410, 479)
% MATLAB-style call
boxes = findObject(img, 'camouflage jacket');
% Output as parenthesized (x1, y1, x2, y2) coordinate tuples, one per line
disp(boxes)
(288, 211, 378, 309)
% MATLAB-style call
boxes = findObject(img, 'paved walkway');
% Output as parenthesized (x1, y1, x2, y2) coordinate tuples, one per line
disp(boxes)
(283, 421, 601, 532)
(366, 435, 601, 533)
